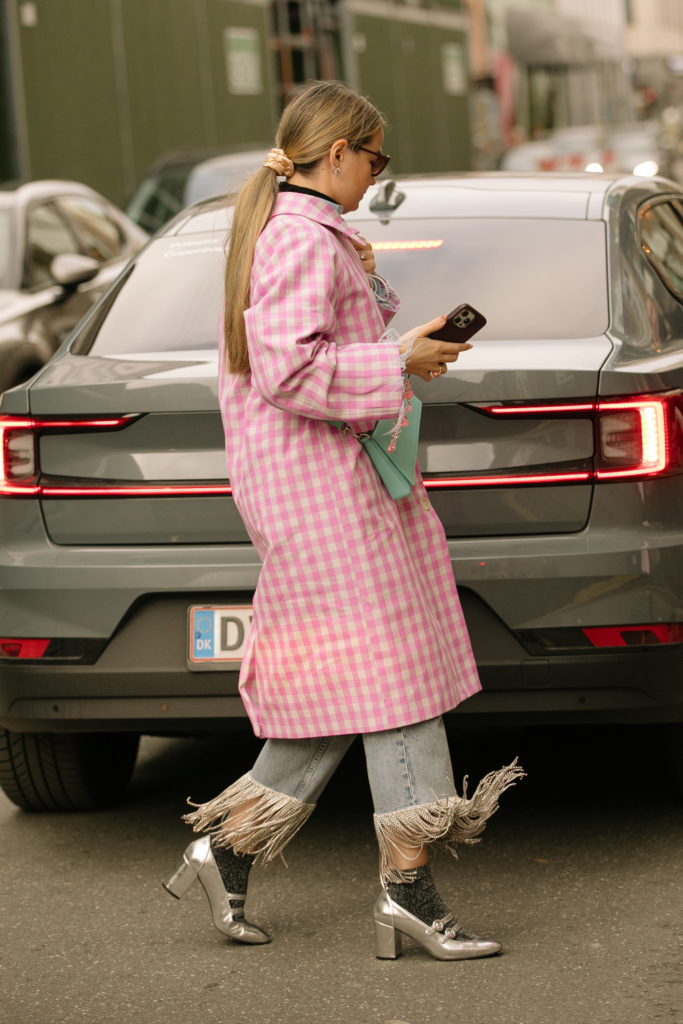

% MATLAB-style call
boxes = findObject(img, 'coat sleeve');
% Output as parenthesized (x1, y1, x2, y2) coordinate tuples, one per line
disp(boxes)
(243, 218, 403, 422)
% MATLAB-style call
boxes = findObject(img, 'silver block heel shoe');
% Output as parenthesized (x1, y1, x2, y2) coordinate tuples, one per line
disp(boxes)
(373, 890, 501, 961)
(163, 835, 270, 944)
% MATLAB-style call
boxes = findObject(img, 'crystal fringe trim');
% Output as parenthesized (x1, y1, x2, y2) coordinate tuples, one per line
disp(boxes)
(373, 758, 526, 884)
(183, 773, 315, 868)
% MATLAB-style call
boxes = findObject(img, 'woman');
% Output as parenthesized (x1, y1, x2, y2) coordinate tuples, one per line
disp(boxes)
(164, 80, 524, 961)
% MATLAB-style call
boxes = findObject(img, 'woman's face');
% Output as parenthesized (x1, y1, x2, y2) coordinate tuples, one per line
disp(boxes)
(333, 128, 385, 213)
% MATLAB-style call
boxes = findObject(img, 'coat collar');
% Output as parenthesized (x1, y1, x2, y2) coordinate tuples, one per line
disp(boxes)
(278, 182, 343, 214)
(270, 190, 364, 245)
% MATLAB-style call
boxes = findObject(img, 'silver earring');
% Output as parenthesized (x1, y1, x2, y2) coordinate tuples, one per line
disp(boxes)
(334, 166, 341, 175)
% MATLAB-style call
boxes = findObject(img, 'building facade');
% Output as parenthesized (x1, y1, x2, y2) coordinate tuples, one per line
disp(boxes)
(464, 0, 636, 167)
(0, 0, 474, 204)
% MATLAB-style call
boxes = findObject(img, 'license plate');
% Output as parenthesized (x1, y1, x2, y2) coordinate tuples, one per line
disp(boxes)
(188, 605, 253, 669)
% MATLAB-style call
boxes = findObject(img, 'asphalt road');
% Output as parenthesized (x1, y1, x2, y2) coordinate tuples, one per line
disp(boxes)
(1, 722, 681, 1024)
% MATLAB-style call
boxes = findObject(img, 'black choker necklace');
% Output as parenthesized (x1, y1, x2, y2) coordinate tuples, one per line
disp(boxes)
(279, 182, 338, 205)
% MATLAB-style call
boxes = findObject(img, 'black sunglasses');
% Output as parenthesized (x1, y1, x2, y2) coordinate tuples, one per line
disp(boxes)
(357, 146, 391, 176)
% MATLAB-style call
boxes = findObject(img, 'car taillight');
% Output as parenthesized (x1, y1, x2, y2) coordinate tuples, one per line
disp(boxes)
(0, 417, 39, 494)
(595, 393, 683, 479)
(0, 414, 138, 496)
(476, 390, 682, 485)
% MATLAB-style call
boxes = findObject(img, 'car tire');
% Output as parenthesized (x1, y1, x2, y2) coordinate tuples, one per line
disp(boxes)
(0, 729, 140, 811)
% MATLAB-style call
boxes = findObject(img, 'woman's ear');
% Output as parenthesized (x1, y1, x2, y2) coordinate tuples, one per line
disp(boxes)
(329, 138, 348, 171)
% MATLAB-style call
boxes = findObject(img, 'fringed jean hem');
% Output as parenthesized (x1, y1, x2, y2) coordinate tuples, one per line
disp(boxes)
(183, 773, 315, 868)
(373, 758, 525, 884)
(182, 719, 525, 879)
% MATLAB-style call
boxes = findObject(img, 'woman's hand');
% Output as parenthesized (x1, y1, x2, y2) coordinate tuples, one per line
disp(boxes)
(352, 236, 376, 276)
(399, 315, 473, 382)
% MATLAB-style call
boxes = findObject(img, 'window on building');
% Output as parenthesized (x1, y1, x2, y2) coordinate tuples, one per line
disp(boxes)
(270, 0, 340, 109)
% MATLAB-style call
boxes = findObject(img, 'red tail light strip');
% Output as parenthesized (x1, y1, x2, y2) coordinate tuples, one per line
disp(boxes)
(479, 402, 595, 415)
(9, 475, 595, 497)
(0, 393, 680, 497)
(0, 415, 134, 431)
(41, 482, 233, 498)
(424, 470, 591, 489)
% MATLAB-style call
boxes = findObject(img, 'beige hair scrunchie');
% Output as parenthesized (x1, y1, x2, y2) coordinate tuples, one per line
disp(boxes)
(263, 147, 295, 178)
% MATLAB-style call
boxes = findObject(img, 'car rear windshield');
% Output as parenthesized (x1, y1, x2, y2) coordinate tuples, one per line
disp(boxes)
(354, 218, 608, 339)
(76, 217, 608, 356)
(75, 235, 226, 355)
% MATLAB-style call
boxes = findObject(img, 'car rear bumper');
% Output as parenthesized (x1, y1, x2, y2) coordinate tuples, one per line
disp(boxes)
(2, 656, 680, 733)
(0, 520, 680, 732)
(1, 593, 680, 732)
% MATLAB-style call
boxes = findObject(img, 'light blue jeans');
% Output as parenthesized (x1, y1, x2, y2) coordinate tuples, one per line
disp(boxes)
(249, 715, 456, 814)
(183, 716, 465, 880)
(184, 715, 521, 881)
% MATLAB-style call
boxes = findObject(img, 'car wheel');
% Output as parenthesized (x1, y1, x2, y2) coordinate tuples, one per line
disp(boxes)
(0, 729, 140, 811)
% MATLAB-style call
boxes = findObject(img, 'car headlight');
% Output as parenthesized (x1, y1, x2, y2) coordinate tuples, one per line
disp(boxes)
(633, 160, 659, 176)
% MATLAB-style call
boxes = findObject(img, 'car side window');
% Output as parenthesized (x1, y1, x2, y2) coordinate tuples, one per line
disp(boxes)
(125, 170, 188, 234)
(58, 195, 126, 262)
(639, 198, 683, 301)
(24, 201, 80, 289)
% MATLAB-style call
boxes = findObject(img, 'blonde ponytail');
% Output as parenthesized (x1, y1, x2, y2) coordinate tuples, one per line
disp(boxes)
(223, 81, 385, 374)
(223, 167, 278, 375)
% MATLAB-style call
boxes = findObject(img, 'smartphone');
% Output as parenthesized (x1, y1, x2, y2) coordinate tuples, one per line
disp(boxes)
(429, 303, 486, 343)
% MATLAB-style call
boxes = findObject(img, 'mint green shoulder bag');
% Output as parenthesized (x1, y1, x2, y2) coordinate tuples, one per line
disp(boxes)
(330, 394, 422, 500)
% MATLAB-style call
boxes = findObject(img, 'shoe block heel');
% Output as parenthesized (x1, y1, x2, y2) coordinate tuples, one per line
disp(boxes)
(375, 919, 402, 959)
(162, 854, 198, 899)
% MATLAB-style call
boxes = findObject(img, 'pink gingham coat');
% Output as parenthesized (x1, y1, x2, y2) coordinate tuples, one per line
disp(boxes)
(218, 191, 481, 738)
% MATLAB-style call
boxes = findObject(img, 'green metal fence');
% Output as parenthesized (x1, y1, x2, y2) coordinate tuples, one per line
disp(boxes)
(2, 0, 471, 204)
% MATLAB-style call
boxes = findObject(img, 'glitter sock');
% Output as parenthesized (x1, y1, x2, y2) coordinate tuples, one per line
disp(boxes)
(210, 840, 255, 919)
(386, 863, 451, 925)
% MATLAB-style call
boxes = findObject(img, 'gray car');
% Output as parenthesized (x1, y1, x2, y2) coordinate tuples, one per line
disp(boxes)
(0, 180, 148, 392)
(0, 172, 681, 811)
(124, 148, 265, 234)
